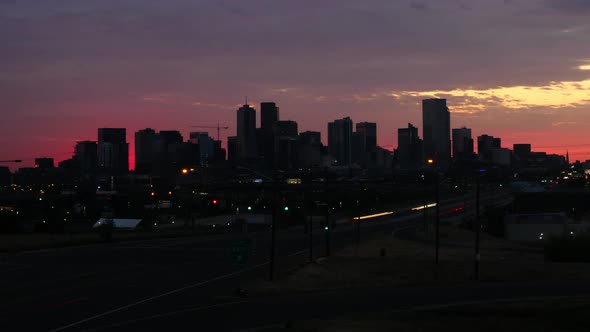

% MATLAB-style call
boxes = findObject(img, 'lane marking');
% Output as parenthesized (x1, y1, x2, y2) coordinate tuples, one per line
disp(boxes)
(49, 249, 309, 332)
(82, 300, 249, 332)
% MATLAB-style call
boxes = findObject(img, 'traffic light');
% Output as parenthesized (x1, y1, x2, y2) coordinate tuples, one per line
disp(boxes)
(212, 199, 218, 205)
(247, 206, 252, 211)
(284, 206, 289, 211)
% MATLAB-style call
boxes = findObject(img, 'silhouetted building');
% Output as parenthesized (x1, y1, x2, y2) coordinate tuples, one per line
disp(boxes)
(356, 122, 377, 152)
(478, 134, 501, 163)
(273, 120, 298, 170)
(260, 102, 279, 133)
(422, 99, 451, 169)
(491, 148, 512, 166)
(98, 128, 129, 174)
(513, 144, 531, 168)
(74, 140, 98, 175)
(352, 122, 377, 167)
(153, 130, 195, 174)
(227, 136, 238, 163)
(328, 117, 353, 166)
(212, 140, 226, 163)
(0, 166, 11, 186)
(190, 132, 214, 165)
(158, 130, 183, 144)
(259, 102, 279, 167)
(297, 131, 322, 168)
(135, 128, 157, 173)
(35, 158, 54, 170)
(452, 127, 474, 161)
(236, 104, 257, 161)
(397, 123, 423, 170)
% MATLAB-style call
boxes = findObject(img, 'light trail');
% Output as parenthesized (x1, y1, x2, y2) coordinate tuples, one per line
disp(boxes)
(353, 211, 395, 220)
(411, 203, 437, 211)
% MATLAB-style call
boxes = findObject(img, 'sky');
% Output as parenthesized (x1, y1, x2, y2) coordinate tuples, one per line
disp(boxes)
(1, 0, 590, 169)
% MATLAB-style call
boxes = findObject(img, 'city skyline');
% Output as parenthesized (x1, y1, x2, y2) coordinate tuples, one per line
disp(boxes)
(2, 0, 590, 168)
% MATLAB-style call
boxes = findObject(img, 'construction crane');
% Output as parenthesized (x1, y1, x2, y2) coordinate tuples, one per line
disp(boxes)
(190, 123, 229, 141)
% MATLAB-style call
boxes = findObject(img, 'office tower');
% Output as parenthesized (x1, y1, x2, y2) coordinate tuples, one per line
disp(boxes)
(478, 134, 502, 163)
(158, 130, 183, 144)
(74, 140, 98, 175)
(190, 132, 214, 164)
(98, 128, 129, 173)
(236, 104, 257, 161)
(135, 128, 157, 173)
(397, 123, 423, 170)
(422, 99, 451, 168)
(259, 102, 279, 167)
(0, 166, 10, 186)
(513, 144, 531, 168)
(353, 122, 377, 166)
(273, 120, 298, 170)
(297, 131, 322, 168)
(328, 117, 353, 166)
(356, 122, 377, 152)
(260, 102, 279, 132)
(452, 127, 474, 161)
(227, 136, 238, 163)
(299, 131, 322, 146)
(34, 158, 54, 170)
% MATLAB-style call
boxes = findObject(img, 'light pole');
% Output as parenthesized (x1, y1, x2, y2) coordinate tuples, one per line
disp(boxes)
(435, 170, 440, 264)
(474, 171, 482, 280)
(269, 179, 278, 281)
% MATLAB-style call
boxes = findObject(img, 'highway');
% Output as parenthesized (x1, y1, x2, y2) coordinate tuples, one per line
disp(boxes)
(0, 190, 512, 331)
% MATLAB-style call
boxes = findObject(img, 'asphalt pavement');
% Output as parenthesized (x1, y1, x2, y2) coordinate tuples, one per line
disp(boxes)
(0, 191, 515, 331)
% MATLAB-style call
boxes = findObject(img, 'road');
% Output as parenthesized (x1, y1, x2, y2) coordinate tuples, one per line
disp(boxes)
(0, 190, 512, 331)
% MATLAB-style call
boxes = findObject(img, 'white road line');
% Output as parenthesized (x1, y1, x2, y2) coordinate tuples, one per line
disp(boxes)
(48, 263, 268, 332)
(48, 249, 309, 332)
(83, 300, 250, 332)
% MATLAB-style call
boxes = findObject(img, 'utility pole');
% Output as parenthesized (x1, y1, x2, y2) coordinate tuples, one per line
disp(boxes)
(308, 189, 313, 262)
(435, 171, 440, 264)
(423, 172, 428, 238)
(356, 183, 362, 245)
(269, 180, 278, 281)
(325, 204, 331, 257)
(474, 174, 481, 280)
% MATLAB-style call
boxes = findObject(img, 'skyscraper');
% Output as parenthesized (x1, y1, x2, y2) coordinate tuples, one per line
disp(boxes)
(397, 123, 423, 170)
(74, 140, 97, 175)
(260, 102, 279, 167)
(478, 134, 502, 163)
(328, 117, 353, 166)
(236, 104, 257, 161)
(98, 128, 128, 173)
(260, 102, 279, 132)
(452, 127, 474, 161)
(273, 120, 298, 170)
(354, 122, 377, 166)
(356, 122, 377, 152)
(422, 99, 451, 168)
(135, 128, 157, 173)
(190, 132, 214, 164)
